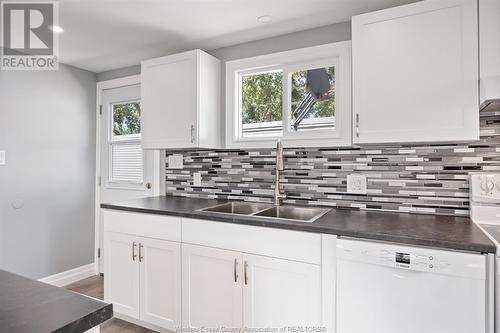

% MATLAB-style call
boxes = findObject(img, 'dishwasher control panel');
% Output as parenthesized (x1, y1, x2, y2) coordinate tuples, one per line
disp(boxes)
(337, 238, 486, 279)
(377, 249, 439, 271)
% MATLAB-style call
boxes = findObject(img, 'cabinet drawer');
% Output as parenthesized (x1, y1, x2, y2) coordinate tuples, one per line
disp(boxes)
(182, 218, 321, 265)
(103, 210, 181, 242)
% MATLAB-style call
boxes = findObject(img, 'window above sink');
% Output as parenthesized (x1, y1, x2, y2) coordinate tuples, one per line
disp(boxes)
(225, 41, 352, 149)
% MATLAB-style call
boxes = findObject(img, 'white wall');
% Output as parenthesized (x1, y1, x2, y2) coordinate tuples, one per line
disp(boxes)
(0, 64, 97, 279)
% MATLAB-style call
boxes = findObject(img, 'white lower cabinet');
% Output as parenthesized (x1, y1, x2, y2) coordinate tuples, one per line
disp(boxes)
(139, 237, 181, 329)
(182, 244, 243, 328)
(181, 243, 321, 330)
(104, 231, 181, 331)
(104, 212, 325, 332)
(242, 253, 321, 328)
(104, 232, 140, 318)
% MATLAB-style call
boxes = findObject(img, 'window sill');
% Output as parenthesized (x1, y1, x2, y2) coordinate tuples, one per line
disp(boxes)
(226, 136, 352, 149)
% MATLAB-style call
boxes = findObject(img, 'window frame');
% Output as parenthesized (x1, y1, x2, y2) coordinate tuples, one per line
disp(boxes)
(226, 41, 352, 148)
(107, 99, 145, 187)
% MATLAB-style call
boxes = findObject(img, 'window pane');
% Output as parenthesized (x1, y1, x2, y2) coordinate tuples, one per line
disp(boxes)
(290, 66, 335, 132)
(111, 142, 143, 183)
(113, 102, 141, 136)
(241, 71, 283, 137)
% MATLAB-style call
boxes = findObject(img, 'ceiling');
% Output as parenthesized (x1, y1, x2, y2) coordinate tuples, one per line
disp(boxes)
(58, 0, 418, 73)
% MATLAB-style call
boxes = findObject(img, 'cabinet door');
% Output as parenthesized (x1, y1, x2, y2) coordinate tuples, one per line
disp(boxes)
(104, 232, 140, 318)
(352, 0, 479, 144)
(139, 237, 181, 330)
(242, 254, 321, 328)
(479, 0, 500, 104)
(141, 51, 198, 149)
(182, 244, 243, 328)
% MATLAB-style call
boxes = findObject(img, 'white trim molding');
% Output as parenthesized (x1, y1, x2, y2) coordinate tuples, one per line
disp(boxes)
(39, 263, 97, 287)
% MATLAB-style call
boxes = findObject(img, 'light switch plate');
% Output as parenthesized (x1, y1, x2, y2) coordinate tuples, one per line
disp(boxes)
(0, 150, 5, 165)
(347, 174, 367, 194)
(168, 154, 183, 169)
(193, 172, 202, 187)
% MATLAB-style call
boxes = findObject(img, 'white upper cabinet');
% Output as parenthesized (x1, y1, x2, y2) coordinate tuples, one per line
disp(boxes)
(352, 0, 479, 144)
(479, 0, 500, 109)
(141, 49, 221, 149)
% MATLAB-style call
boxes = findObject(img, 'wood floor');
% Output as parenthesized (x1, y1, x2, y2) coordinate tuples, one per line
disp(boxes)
(64, 275, 157, 333)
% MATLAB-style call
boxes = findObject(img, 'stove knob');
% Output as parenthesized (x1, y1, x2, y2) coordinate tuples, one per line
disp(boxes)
(481, 179, 495, 195)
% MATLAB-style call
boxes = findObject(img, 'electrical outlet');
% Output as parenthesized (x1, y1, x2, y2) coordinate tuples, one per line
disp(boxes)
(347, 174, 367, 194)
(193, 172, 202, 187)
(167, 154, 183, 169)
(0, 150, 5, 165)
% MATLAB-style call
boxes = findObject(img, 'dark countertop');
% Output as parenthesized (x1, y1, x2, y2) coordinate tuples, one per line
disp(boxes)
(0, 270, 112, 333)
(101, 196, 496, 254)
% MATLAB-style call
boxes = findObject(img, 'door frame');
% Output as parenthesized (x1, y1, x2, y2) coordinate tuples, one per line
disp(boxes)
(94, 75, 163, 274)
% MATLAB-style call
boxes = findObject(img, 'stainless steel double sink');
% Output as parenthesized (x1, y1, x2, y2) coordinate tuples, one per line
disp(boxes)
(198, 202, 330, 223)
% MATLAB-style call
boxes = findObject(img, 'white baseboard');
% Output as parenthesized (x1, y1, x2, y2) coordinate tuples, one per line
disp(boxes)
(39, 263, 97, 287)
(115, 313, 173, 333)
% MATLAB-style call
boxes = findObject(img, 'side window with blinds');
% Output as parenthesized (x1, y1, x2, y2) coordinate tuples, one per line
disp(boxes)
(109, 101, 143, 184)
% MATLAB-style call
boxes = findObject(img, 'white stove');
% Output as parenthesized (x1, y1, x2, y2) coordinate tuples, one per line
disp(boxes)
(471, 172, 500, 246)
(470, 172, 500, 333)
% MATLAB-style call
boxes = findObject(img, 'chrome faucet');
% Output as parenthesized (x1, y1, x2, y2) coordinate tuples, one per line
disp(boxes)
(273, 140, 287, 206)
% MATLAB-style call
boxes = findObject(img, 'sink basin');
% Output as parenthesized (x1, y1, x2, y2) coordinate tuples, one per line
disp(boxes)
(253, 206, 330, 222)
(200, 202, 273, 215)
(199, 202, 330, 223)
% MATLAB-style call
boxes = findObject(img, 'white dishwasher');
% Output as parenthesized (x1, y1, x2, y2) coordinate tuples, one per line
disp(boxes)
(336, 238, 491, 333)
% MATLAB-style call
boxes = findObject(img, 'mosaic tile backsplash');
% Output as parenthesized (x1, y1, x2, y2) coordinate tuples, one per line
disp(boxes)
(165, 113, 500, 216)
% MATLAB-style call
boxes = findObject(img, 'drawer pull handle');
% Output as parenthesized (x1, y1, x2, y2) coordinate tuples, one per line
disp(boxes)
(234, 259, 238, 283)
(139, 243, 144, 262)
(244, 261, 249, 285)
(132, 242, 137, 261)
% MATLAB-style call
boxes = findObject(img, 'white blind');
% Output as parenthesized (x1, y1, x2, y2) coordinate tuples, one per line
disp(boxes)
(111, 142, 143, 183)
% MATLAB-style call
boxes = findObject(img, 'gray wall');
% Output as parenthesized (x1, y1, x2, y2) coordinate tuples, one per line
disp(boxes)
(96, 22, 351, 82)
(0, 64, 97, 279)
(208, 22, 350, 61)
(97, 64, 140, 82)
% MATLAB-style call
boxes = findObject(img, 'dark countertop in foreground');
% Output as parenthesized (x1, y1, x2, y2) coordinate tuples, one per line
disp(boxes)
(0, 270, 112, 333)
(101, 196, 496, 254)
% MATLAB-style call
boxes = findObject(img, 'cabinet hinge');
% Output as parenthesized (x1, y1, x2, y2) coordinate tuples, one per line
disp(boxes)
(98, 176, 101, 186)
(97, 248, 101, 258)
(99, 105, 102, 115)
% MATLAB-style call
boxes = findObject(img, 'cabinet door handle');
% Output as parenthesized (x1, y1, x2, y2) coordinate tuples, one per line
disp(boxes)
(234, 259, 238, 282)
(132, 242, 137, 261)
(190, 125, 196, 143)
(355, 113, 360, 139)
(244, 261, 248, 285)
(139, 243, 144, 262)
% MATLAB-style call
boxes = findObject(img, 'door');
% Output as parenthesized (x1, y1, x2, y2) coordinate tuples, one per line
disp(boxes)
(242, 254, 321, 328)
(352, 0, 479, 143)
(103, 232, 140, 318)
(141, 51, 198, 149)
(139, 237, 181, 330)
(182, 244, 243, 328)
(99, 82, 155, 273)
